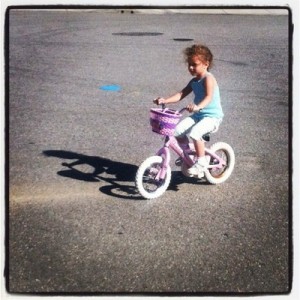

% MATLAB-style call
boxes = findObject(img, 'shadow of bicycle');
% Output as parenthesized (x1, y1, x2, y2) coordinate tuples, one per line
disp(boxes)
(43, 150, 144, 200)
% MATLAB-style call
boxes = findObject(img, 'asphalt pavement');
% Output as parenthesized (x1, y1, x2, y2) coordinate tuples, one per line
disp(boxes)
(6, 8, 291, 295)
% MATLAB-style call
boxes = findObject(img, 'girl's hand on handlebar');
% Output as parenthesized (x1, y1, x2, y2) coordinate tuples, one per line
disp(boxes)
(153, 97, 166, 105)
(186, 103, 199, 113)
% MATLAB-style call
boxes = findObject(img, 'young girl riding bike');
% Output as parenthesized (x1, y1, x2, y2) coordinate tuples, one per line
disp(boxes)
(154, 44, 223, 178)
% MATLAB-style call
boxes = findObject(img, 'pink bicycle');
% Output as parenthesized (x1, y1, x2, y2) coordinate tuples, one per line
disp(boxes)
(135, 106, 235, 199)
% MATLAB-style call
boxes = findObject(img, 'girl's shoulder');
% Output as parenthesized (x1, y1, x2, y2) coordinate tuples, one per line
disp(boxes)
(205, 72, 218, 85)
(206, 72, 215, 79)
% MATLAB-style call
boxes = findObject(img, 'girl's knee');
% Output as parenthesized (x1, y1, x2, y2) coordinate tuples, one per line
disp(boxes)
(174, 117, 195, 137)
(174, 126, 189, 138)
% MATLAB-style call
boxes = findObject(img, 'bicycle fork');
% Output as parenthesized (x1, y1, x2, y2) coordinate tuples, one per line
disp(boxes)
(155, 146, 170, 181)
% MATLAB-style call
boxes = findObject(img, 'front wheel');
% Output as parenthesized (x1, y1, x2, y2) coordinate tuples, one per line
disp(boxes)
(205, 142, 235, 184)
(135, 156, 171, 199)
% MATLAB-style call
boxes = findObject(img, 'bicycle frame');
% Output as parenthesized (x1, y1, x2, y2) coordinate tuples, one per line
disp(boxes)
(156, 135, 226, 180)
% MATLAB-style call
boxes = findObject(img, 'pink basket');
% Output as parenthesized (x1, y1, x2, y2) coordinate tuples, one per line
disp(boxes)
(150, 108, 182, 136)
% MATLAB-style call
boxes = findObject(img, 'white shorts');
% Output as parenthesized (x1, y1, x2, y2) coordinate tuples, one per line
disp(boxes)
(174, 116, 222, 141)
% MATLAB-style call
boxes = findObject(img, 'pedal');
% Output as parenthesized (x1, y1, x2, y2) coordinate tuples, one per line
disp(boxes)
(175, 157, 183, 166)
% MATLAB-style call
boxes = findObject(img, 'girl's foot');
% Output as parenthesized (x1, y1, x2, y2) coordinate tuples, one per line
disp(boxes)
(187, 157, 208, 178)
(187, 162, 205, 178)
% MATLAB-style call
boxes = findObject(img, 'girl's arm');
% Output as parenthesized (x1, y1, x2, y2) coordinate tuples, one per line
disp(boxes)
(154, 83, 192, 105)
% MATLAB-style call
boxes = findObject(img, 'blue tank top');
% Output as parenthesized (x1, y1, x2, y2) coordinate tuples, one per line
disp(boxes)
(190, 73, 224, 119)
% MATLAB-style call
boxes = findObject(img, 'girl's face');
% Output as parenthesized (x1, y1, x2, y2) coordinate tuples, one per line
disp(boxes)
(187, 55, 209, 78)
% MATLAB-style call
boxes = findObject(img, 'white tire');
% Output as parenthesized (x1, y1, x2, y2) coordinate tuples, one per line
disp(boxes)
(135, 156, 171, 199)
(205, 142, 235, 184)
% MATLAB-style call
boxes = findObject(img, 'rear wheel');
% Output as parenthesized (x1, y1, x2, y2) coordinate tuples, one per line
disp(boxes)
(135, 156, 171, 199)
(205, 142, 235, 184)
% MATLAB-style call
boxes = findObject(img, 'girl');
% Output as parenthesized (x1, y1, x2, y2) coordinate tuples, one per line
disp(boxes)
(154, 44, 223, 178)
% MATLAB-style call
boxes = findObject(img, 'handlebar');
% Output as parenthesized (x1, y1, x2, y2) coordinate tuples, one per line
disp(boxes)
(154, 98, 191, 114)
(178, 107, 188, 114)
(160, 103, 186, 115)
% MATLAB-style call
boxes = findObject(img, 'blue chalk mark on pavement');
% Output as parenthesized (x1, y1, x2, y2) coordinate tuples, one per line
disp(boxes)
(99, 84, 121, 92)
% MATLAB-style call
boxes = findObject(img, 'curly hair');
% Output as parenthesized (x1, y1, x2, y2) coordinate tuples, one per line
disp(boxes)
(184, 44, 213, 70)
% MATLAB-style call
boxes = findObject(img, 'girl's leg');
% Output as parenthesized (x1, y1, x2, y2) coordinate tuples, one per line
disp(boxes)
(188, 118, 219, 177)
(193, 139, 205, 158)
(188, 139, 207, 177)
(174, 117, 196, 149)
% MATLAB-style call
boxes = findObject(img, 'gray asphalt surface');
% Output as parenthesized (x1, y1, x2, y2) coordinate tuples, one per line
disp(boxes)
(7, 9, 291, 294)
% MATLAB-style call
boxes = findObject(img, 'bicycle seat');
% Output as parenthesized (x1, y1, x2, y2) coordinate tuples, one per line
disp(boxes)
(202, 133, 210, 142)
